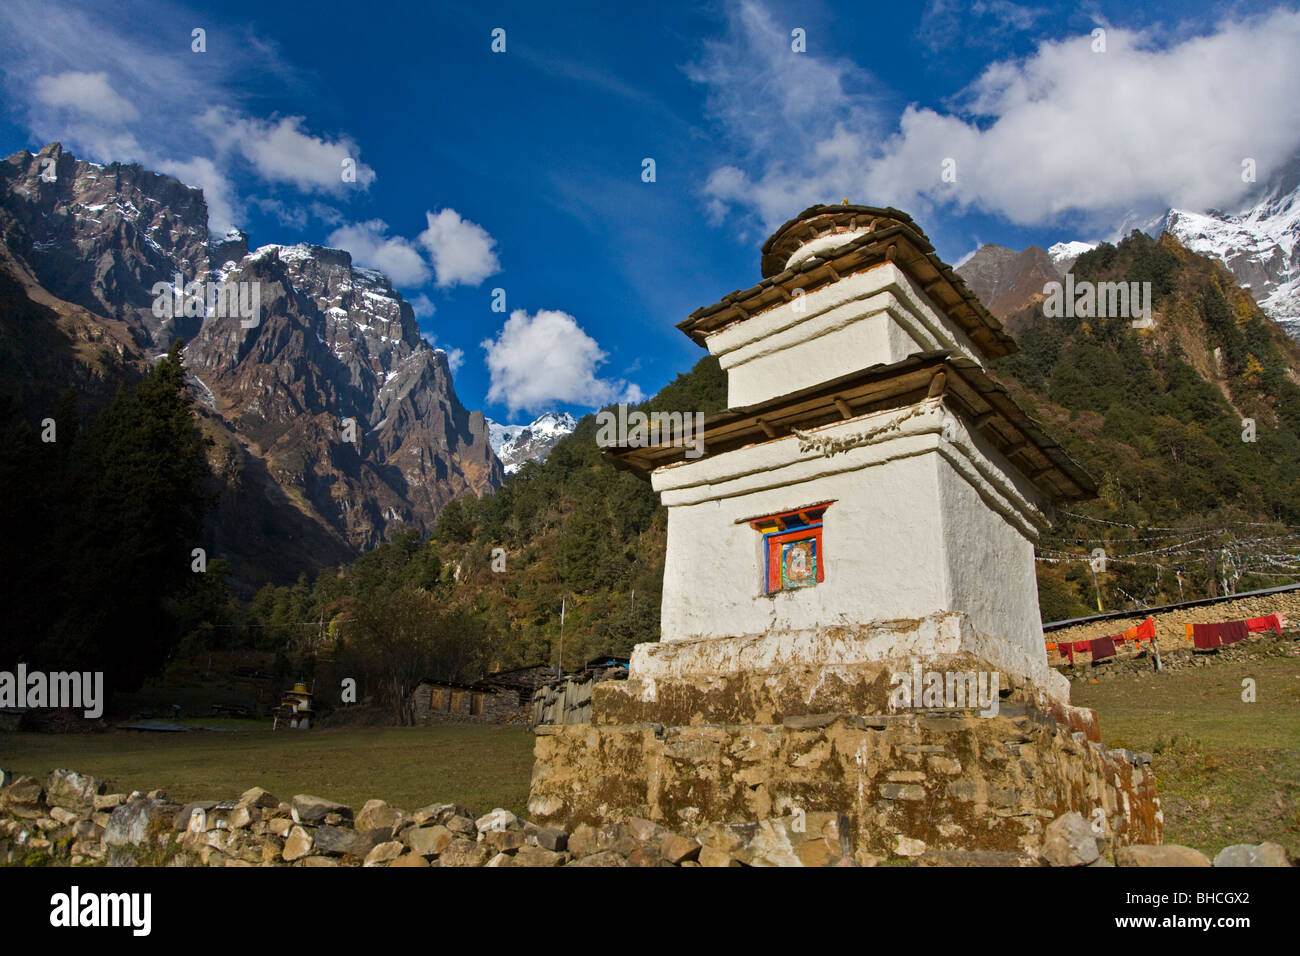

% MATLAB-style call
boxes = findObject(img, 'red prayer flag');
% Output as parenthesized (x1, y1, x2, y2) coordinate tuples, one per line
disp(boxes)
(1245, 615, 1281, 635)
(1192, 622, 1221, 650)
(1220, 620, 1248, 644)
(1090, 636, 1117, 660)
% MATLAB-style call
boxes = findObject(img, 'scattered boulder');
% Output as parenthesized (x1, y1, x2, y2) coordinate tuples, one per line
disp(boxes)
(1117, 844, 1212, 867)
(446, 815, 477, 838)
(1213, 843, 1291, 867)
(0, 776, 44, 816)
(412, 803, 468, 827)
(311, 826, 360, 856)
(660, 833, 701, 864)
(390, 853, 430, 867)
(530, 826, 568, 852)
(513, 845, 566, 867)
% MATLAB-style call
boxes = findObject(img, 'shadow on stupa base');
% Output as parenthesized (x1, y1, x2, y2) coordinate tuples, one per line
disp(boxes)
(526, 615, 1161, 863)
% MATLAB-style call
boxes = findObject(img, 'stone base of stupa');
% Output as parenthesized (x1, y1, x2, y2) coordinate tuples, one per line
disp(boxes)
(526, 613, 1162, 862)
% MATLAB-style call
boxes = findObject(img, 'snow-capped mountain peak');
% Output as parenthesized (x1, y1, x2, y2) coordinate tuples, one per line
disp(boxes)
(1047, 240, 1098, 271)
(487, 412, 577, 473)
(1162, 155, 1300, 339)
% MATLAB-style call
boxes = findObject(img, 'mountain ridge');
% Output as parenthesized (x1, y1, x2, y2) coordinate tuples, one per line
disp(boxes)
(0, 142, 502, 590)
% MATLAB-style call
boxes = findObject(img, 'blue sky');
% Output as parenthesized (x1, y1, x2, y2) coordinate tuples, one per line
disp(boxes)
(2, 0, 1298, 422)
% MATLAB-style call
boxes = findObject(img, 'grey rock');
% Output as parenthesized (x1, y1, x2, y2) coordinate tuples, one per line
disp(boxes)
(291, 794, 352, 825)
(104, 798, 177, 847)
(1213, 843, 1291, 867)
(1117, 844, 1212, 867)
(1041, 811, 1100, 867)
(44, 769, 103, 807)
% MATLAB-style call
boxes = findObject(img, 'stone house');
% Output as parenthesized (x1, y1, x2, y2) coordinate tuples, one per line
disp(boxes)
(409, 679, 518, 724)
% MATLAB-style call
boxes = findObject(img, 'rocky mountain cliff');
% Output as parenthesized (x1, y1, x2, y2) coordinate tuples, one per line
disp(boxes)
(959, 156, 1300, 341)
(0, 143, 502, 589)
(486, 412, 577, 474)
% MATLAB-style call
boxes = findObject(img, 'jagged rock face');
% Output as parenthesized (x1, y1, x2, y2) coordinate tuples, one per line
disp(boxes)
(486, 412, 577, 474)
(956, 244, 1062, 330)
(0, 142, 502, 567)
(185, 241, 501, 548)
(0, 143, 212, 347)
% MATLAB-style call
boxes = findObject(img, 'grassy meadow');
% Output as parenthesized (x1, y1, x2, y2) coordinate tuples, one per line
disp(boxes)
(0, 724, 536, 818)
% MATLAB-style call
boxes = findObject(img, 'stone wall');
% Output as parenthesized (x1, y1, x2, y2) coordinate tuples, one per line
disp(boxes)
(0, 768, 1285, 867)
(1046, 587, 1300, 662)
(528, 697, 1161, 862)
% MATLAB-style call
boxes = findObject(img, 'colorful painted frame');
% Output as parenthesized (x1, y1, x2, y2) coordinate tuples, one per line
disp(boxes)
(747, 503, 833, 595)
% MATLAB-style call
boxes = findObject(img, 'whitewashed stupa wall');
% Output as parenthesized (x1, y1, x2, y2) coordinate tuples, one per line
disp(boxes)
(707, 263, 987, 408)
(652, 402, 1052, 680)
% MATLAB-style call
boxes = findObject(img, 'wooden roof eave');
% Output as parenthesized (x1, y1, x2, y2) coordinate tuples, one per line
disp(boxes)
(603, 353, 1096, 502)
(679, 227, 1016, 358)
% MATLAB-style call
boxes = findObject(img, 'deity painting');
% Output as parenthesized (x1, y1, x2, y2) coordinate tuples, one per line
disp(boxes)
(780, 538, 818, 589)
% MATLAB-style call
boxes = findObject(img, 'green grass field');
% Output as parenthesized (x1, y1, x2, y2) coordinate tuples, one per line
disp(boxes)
(2, 654, 1297, 856)
(0, 724, 537, 817)
(1071, 653, 1300, 857)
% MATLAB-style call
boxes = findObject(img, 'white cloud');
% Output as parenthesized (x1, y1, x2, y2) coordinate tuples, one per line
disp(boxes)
(327, 220, 431, 287)
(33, 70, 138, 122)
(444, 347, 465, 374)
(200, 108, 376, 194)
(418, 209, 501, 287)
(481, 309, 638, 413)
(695, 3, 1300, 230)
(409, 294, 436, 318)
(159, 157, 240, 236)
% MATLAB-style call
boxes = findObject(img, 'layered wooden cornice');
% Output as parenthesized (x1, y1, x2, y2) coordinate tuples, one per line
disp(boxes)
(603, 350, 1096, 503)
(679, 204, 1017, 360)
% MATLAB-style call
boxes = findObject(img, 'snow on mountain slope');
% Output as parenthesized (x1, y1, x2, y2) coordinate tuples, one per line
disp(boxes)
(1162, 156, 1300, 339)
(1047, 240, 1098, 272)
(486, 412, 577, 474)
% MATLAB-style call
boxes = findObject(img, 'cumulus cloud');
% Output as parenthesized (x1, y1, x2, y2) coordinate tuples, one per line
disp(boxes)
(200, 108, 376, 194)
(327, 220, 431, 287)
(480, 309, 639, 413)
(418, 209, 501, 287)
(695, 2, 1300, 230)
(33, 70, 138, 122)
